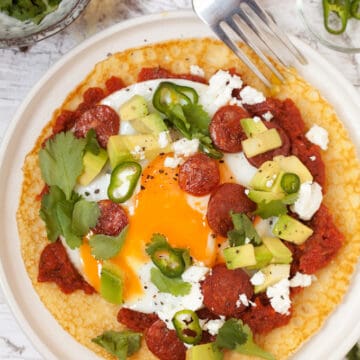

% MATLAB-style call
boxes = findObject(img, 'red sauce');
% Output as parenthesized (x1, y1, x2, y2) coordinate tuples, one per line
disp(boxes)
(137, 66, 207, 84)
(105, 76, 126, 94)
(38, 240, 95, 295)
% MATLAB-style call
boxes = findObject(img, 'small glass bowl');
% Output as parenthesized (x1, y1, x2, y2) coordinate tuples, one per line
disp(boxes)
(0, 0, 90, 49)
(297, 0, 360, 53)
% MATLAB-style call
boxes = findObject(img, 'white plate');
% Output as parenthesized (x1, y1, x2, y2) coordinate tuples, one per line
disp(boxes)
(0, 10, 360, 360)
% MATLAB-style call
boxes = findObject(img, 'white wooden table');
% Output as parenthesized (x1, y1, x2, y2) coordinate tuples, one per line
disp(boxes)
(0, 0, 359, 358)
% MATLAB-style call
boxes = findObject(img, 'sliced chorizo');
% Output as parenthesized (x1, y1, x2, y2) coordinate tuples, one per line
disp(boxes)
(145, 320, 186, 360)
(117, 308, 159, 332)
(178, 153, 220, 196)
(73, 104, 120, 148)
(53, 110, 76, 134)
(206, 183, 256, 237)
(201, 264, 253, 317)
(92, 200, 128, 237)
(209, 105, 249, 153)
(245, 121, 291, 168)
(38, 240, 95, 295)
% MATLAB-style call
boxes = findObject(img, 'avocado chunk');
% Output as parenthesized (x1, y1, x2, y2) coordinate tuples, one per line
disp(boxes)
(272, 214, 313, 245)
(131, 112, 168, 135)
(250, 161, 282, 191)
(186, 343, 223, 360)
(240, 117, 267, 138)
(246, 245, 273, 269)
(242, 128, 282, 158)
(254, 264, 290, 293)
(262, 237, 292, 264)
(247, 189, 284, 204)
(107, 135, 134, 169)
(273, 155, 313, 183)
(78, 149, 108, 186)
(223, 244, 257, 269)
(119, 95, 149, 121)
(100, 261, 123, 304)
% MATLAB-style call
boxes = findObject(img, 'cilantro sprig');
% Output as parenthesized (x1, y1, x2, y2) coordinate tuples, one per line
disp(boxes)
(150, 267, 191, 296)
(227, 212, 262, 246)
(216, 319, 275, 360)
(92, 330, 141, 360)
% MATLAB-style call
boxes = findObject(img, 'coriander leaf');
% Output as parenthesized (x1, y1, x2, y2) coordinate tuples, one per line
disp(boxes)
(215, 319, 248, 350)
(85, 129, 100, 155)
(39, 185, 66, 242)
(254, 200, 287, 219)
(39, 131, 86, 200)
(183, 103, 211, 135)
(90, 225, 128, 260)
(71, 200, 100, 237)
(228, 212, 261, 246)
(347, 344, 360, 360)
(145, 233, 168, 256)
(282, 192, 299, 205)
(234, 321, 275, 360)
(92, 330, 141, 360)
(56, 200, 82, 249)
(150, 267, 191, 296)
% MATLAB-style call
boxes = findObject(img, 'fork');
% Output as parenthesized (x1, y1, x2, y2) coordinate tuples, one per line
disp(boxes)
(192, 0, 307, 87)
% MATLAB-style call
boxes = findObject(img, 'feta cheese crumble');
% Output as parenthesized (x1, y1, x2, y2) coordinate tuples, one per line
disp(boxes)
(190, 64, 205, 77)
(158, 131, 170, 148)
(250, 271, 265, 286)
(173, 138, 200, 157)
(164, 156, 182, 168)
(266, 279, 291, 315)
(289, 272, 313, 288)
(291, 181, 323, 220)
(305, 125, 329, 150)
(202, 317, 226, 336)
(131, 145, 146, 160)
(240, 86, 266, 105)
(200, 70, 243, 115)
(262, 111, 274, 121)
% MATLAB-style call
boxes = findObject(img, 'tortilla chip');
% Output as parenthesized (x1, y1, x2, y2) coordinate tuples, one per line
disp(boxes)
(17, 38, 360, 360)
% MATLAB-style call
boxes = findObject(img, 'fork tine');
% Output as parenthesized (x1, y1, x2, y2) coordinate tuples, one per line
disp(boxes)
(231, 13, 285, 82)
(215, 23, 272, 88)
(247, 0, 307, 65)
(235, 7, 290, 68)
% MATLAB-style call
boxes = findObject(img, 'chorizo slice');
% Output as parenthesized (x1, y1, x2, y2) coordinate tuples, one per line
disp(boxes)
(178, 153, 220, 196)
(201, 264, 253, 317)
(245, 121, 291, 168)
(117, 308, 159, 332)
(206, 183, 256, 237)
(92, 200, 128, 237)
(145, 320, 186, 360)
(38, 240, 95, 295)
(209, 105, 249, 153)
(73, 104, 120, 148)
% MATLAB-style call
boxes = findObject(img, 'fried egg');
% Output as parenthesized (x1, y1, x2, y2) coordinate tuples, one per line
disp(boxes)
(72, 76, 261, 318)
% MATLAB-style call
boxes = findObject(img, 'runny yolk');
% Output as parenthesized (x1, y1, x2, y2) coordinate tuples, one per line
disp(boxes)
(80, 154, 234, 301)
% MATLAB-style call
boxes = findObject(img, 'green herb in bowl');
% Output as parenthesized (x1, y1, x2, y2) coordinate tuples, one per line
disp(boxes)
(0, 0, 62, 25)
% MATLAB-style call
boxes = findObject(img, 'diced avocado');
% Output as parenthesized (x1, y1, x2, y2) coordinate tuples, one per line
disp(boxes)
(100, 261, 123, 304)
(131, 112, 168, 135)
(273, 155, 313, 183)
(186, 343, 223, 360)
(262, 237, 292, 264)
(240, 117, 267, 138)
(272, 215, 313, 245)
(223, 244, 257, 269)
(77, 149, 108, 186)
(242, 128, 282, 158)
(122, 134, 172, 161)
(249, 245, 273, 269)
(119, 95, 149, 121)
(254, 264, 290, 294)
(250, 161, 282, 191)
(247, 189, 284, 204)
(107, 135, 134, 169)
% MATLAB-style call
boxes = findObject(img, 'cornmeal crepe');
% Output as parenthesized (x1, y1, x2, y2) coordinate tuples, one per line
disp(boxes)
(17, 38, 360, 360)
